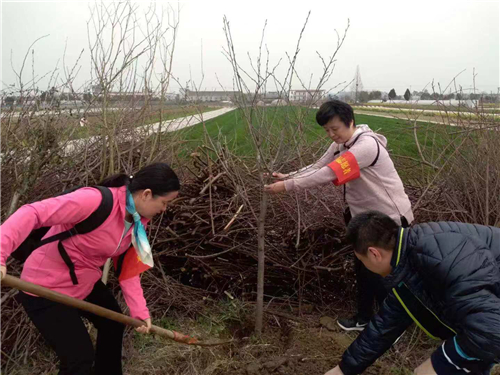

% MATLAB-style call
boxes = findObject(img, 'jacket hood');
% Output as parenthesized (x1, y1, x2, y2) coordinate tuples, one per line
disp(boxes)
(347, 124, 387, 147)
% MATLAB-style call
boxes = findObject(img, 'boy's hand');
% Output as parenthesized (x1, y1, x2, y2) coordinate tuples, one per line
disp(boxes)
(324, 366, 344, 375)
(264, 181, 286, 194)
(414, 358, 436, 374)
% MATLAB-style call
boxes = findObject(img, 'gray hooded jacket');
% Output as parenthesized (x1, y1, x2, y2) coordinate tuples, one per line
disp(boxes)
(283, 124, 413, 225)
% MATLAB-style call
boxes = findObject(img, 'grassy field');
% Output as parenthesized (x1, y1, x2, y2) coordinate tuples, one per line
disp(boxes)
(360, 102, 500, 113)
(171, 106, 466, 186)
(353, 105, 500, 121)
(176, 106, 453, 161)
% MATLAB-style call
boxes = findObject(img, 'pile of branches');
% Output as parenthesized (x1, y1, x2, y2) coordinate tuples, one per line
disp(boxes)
(142, 148, 354, 310)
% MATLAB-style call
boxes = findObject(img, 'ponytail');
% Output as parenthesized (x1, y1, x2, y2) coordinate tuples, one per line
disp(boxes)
(98, 163, 180, 196)
(99, 173, 132, 188)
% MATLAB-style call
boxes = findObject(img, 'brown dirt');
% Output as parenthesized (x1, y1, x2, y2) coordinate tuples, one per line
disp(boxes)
(4, 305, 500, 375)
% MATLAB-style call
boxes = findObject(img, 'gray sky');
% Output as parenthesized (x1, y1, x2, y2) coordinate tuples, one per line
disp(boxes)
(1, 0, 499, 95)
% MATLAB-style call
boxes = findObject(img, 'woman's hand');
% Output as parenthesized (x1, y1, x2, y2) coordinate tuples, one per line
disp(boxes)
(264, 181, 286, 194)
(0, 265, 6, 280)
(264, 172, 288, 180)
(135, 318, 152, 334)
(271, 172, 287, 179)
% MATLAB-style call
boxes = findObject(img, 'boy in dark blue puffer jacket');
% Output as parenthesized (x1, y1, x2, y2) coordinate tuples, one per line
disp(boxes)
(325, 211, 500, 375)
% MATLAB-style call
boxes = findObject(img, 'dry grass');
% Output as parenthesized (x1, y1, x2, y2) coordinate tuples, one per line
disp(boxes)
(8, 299, 499, 375)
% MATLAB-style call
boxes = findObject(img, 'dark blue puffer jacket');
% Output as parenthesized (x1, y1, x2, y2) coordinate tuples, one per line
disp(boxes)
(339, 222, 500, 375)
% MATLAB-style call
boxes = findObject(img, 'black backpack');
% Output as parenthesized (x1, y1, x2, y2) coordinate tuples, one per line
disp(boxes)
(11, 186, 114, 285)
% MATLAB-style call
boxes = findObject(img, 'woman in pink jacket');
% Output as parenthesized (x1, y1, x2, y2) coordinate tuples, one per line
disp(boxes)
(0, 162, 180, 375)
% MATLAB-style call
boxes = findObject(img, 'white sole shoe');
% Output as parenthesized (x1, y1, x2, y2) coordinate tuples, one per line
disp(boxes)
(337, 321, 367, 331)
(393, 332, 404, 344)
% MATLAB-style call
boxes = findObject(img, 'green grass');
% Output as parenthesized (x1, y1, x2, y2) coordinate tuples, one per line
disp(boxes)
(176, 106, 455, 161)
(361, 113, 462, 161)
(145, 106, 219, 124)
(361, 102, 500, 113)
(171, 106, 468, 184)
(353, 105, 500, 120)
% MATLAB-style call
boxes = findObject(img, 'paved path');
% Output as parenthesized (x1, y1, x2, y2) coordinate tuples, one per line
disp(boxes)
(354, 110, 499, 132)
(353, 110, 458, 126)
(62, 107, 236, 155)
(137, 107, 235, 134)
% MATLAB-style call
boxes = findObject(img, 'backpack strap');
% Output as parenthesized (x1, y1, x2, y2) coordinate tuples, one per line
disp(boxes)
(344, 133, 382, 167)
(37, 186, 113, 247)
(341, 134, 382, 203)
(36, 186, 113, 285)
(344, 133, 363, 149)
(58, 242, 78, 285)
(366, 135, 381, 167)
(73, 186, 113, 234)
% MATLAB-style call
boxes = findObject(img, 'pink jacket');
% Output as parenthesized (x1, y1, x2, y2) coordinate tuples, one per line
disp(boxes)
(0, 186, 150, 320)
(284, 125, 413, 225)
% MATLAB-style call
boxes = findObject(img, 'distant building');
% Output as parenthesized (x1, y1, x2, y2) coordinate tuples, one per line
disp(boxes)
(153, 92, 178, 101)
(184, 90, 241, 102)
(289, 89, 325, 103)
(91, 84, 152, 99)
(262, 91, 281, 100)
(164, 92, 178, 101)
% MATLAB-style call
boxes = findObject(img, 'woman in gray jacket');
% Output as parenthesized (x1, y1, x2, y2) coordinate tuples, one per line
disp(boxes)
(265, 100, 413, 331)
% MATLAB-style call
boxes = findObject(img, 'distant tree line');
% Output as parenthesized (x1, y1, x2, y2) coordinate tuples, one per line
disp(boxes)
(327, 88, 499, 104)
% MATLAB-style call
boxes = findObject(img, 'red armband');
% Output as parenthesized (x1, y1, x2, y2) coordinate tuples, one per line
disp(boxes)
(327, 151, 360, 186)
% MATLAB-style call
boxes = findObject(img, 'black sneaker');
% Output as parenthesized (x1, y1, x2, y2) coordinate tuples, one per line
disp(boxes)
(337, 316, 369, 331)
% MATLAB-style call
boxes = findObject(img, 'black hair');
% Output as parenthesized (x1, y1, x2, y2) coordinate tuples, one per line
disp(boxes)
(99, 162, 180, 196)
(316, 100, 356, 128)
(346, 211, 398, 255)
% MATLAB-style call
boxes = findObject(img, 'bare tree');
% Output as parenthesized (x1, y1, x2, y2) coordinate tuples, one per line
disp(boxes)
(221, 13, 349, 334)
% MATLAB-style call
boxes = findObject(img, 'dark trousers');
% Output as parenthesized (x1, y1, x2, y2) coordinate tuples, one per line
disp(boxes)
(355, 258, 388, 321)
(432, 348, 495, 374)
(18, 281, 124, 375)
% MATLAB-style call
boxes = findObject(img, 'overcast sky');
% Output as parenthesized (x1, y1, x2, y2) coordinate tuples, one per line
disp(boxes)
(1, 0, 499, 95)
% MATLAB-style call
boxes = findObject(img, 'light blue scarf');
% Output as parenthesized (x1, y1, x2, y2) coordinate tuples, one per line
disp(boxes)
(126, 188, 154, 267)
